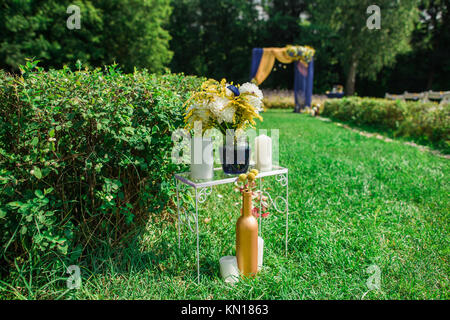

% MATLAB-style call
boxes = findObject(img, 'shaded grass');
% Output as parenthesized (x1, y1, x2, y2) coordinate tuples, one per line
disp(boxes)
(2, 109, 449, 299)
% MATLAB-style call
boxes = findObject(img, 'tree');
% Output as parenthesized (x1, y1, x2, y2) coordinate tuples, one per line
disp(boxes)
(169, 0, 264, 84)
(357, 0, 450, 96)
(258, 0, 307, 90)
(169, 0, 319, 89)
(416, 0, 449, 89)
(263, 0, 307, 47)
(0, 1, 103, 71)
(0, 0, 172, 73)
(311, 0, 419, 95)
(98, 0, 173, 73)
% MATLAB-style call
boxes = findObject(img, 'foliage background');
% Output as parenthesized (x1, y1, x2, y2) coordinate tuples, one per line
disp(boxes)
(1, 0, 448, 95)
(0, 0, 172, 73)
(168, 0, 449, 95)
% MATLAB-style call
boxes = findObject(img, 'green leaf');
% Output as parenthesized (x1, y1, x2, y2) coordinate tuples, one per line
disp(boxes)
(58, 243, 68, 255)
(33, 167, 42, 179)
(30, 137, 39, 146)
(7, 201, 23, 208)
(35, 189, 44, 199)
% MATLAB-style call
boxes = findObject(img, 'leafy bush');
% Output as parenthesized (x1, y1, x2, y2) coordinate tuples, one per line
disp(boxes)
(0, 61, 201, 278)
(322, 97, 450, 153)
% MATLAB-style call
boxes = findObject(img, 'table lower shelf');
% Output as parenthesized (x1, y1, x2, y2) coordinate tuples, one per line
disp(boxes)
(174, 167, 289, 283)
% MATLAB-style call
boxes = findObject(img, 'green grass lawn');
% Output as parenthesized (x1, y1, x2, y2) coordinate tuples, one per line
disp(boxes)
(5, 109, 449, 299)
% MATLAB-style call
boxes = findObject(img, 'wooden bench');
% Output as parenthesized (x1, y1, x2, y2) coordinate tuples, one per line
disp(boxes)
(385, 90, 450, 105)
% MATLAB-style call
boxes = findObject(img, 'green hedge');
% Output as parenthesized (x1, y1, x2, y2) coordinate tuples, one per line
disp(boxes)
(0, 61, 201, 276)
(322, 97, 450, 153)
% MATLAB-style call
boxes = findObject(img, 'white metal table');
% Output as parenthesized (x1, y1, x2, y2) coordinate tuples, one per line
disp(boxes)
(174, 166, 289, 283)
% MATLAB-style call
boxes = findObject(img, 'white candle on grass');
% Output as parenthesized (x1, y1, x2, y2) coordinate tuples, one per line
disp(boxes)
(258, 236, 264, 271)
(219, 256, 239, 284)
(255, 135, 272, 172)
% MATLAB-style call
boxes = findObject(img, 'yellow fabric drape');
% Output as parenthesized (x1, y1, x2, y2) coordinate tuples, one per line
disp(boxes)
(254, 48, 297, 85)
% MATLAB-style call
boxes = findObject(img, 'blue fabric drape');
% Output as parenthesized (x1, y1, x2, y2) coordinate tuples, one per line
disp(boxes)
(294, 58, 314, 110)
(250, 48, 263, 80)
(250, 48, 314, 111)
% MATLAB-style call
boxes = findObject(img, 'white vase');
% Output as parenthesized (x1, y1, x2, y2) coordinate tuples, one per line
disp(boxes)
(219, 256, 239, 284)
(190, 137, 214, 180)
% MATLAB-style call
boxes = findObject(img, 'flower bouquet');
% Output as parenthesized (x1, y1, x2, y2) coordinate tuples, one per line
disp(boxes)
(184, 79, 264, 174)
(286, 45, 315, 64)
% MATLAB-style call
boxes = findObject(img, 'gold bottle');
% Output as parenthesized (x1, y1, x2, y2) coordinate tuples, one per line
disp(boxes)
(236, 189, 258, 277)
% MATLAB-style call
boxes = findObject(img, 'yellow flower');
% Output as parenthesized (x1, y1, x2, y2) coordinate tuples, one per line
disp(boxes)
(247, 173, 256, 181)
(184, 78, 263, 132)
(238, 174, 247, 182)
(250, 169, 259, 176)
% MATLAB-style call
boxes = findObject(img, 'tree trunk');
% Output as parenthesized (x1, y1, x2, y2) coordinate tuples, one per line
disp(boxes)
(346, 57, 358, 96)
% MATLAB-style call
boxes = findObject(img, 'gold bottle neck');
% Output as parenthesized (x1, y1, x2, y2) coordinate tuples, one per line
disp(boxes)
(242, 189, 253, 217)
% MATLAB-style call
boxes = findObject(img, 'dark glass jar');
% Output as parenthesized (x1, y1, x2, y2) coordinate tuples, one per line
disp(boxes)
(219, 137, 250, 175)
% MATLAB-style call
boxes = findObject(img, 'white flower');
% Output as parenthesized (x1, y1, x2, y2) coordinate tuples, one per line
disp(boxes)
(244, 95, 263, 113)
(209, 96, 229, 117)
(240, 82, 264, 100)
(208, 96, 236, 123)
(221, 106, 236, 123)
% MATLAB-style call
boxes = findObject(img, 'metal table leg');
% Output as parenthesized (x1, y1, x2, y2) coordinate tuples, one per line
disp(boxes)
(259, 178, 263, 235)
(285, 174, 289, 257)
(195, 187, 200, 283)
(175, 178, 181, 250)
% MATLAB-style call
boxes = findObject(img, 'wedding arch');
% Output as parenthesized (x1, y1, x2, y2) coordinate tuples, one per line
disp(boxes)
(250, 45, 315, 113)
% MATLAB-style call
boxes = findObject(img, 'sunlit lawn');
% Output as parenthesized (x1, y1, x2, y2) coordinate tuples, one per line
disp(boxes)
(15, 109, 448, 300)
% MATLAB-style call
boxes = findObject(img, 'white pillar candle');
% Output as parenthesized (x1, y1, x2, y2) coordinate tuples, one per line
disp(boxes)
(258, 236, 264, 271)
(190, 137, 214, 180)
(255, 135, 272, 172)
(219, 256, 239, 284)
